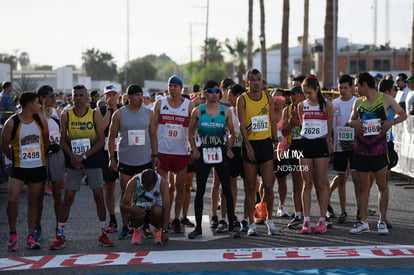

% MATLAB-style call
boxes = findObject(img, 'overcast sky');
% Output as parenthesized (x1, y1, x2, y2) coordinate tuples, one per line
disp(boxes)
(1, 0, 411, 69)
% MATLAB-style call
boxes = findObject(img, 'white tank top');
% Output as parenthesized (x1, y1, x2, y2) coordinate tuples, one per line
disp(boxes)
(157, 97, 190, 155)
(47, 117, 61, 145)
(300, 100, 328, 139)
(333, 96, 357, 152)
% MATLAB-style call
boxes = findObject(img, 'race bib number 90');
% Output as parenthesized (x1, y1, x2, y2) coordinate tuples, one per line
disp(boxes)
(202, 147, 223, 164)
(165, 123, 183, 139)
(71, 138, 91, 155)
(251, 115, 269, 132)
(363, 118, 381, 136)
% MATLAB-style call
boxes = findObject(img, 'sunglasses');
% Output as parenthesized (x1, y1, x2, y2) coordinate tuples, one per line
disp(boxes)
(205, 88, 220, 94)
(47, 94, 57, 98)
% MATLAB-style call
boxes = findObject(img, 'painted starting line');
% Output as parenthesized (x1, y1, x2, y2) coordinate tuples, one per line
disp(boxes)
(1, 244, 414, 272)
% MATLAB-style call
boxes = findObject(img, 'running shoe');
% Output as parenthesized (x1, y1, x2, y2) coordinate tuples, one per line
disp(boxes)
(188, 228, 202, 239)
(377, 221, 389, 235)
(7, 233, 18, 252)
(49, 236, 65, 250)
(247, 223, 257, 236)
(131, 228, 142, 245)
(153, 228, 162, 244)
(350, 221, 370, 234)
(287, 216, 303, 229)
(326, 205, 336, 218)
(26, 235, 40, 249)
(325, 217, 333, 228)
(33, 226, 42, 242)
(277, 206, 290, 218)
(172, 218, 183, 234)
(240, 219, 249, 232)
(230, 221, 241, 238)
(216, 219, 228, 233)
(301, 221, 312, 234)
(315, 221, 327, 234)
(265, 220, 277, 235)
(106, 220, 117, 233)
(338, 212, 348, 223)
(210, 215, 219, 228)
(44, 187, 52, 195)
(181, 217, 195, 227)
(98, 232, 114, 247)
(142, 223, 153, 239)
(118, 225, 129, 240)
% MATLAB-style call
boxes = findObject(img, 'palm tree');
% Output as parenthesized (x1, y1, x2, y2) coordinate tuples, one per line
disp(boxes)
(280, 0, 290, 88)
(259, 0, 267, 79)
(323, 0, 337, 89)
(225, 38, 247, 83)
(201, 38, 224, 65)
(247, 0, 253, 70)
(301, 0, 311, 75)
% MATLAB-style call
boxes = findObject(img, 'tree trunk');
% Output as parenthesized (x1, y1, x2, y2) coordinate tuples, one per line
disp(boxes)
(323, 0, 336, 89)
(247, 0, 253, 70)
(280, 0, 290, 88)
(259, 0, 267, 80)
(411, 1, 414, 75)
(301, 0, 311, 75)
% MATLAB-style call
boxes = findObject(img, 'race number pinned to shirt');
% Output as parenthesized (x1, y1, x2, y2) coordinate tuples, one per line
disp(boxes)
(337, 126, 355, 141)
(128, 130, 145, 146)
(71, 138, 91, 155)
(251, 115, 269, 132)
(165, 123, 183, 139)
(104, 137, 119, 151)
(20, 143, 41, 164)
(363, 118, 381, 136)
(49, 130, 60, 144)
(302, 120, 322, 138)
(202, 147, 223, 164)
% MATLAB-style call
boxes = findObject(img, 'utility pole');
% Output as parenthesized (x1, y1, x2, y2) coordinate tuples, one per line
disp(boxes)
(125, 0, 130, 87)
(204, 0, 209, 66)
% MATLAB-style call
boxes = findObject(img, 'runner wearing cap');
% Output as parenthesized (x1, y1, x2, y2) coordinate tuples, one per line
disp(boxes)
(107, 84, 159, 240)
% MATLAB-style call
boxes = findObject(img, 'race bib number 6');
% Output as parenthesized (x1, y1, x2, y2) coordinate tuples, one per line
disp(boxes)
(128, 130, 145, 146)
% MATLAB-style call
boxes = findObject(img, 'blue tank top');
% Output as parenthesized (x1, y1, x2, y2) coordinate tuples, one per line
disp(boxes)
(197, 104, 227, 148)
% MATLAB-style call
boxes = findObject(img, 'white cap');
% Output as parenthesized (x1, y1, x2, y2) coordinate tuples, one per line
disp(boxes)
(103, 84, 119, 94)
(143, 91, 150, 98)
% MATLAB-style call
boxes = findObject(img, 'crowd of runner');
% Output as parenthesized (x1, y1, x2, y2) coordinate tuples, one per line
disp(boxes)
(0, 69, 411, 252)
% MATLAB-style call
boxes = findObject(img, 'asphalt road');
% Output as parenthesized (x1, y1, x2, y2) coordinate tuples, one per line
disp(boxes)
(0, 166, 414, 274)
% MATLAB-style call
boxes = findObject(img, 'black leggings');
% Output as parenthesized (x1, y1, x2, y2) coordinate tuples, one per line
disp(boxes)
(194, 158, 236, 229)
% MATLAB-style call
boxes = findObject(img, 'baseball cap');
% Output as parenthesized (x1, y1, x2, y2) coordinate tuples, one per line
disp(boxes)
(407, 76, 414, 83)
(375, 73, 383, 80)
(168, 75, 183, 88)
(126, 84, 143, 95)
(143, 91, 150, 98)
(103, 84, 119, 94)
(90, 90, 100, 97)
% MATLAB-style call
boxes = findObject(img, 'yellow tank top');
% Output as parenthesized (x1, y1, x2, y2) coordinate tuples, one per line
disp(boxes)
(242, 91, 272, 141)
(67, 108, 98, 150)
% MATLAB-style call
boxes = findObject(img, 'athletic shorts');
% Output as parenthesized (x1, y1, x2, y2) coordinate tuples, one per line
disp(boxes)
(288, 140, 303, 166)
(65, 168, 103, 191)
(10, 166, 47, 183)
(229, 147, 244, 178)
(102, 152, 119, 182)
(118, 162, 153, 177)
(273, 157, 290, 178)
(352, 153, 388, 172)
(332, 151, 354, 173)
(301, 138, 329, 159)
(47, 149, 65, 182)
(242, 138, 274, 164)
(158, 153, 189, 173)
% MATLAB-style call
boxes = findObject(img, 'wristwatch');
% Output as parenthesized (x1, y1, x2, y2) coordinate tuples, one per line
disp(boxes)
(162, 230, 169, 233)
(82, 154, 87, 160)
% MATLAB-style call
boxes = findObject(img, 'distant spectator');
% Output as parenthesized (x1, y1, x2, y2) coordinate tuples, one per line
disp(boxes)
(0, 81, 16, 124)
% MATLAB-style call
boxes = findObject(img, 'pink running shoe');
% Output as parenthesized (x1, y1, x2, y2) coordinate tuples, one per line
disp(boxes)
(131, 228, 142, 245)
(7, 233, 18, 252)
(98, 232, 114, 247)
(153, 228, 162, 244)
(301, 221, 312, 234)
(315, 221, 327, 234)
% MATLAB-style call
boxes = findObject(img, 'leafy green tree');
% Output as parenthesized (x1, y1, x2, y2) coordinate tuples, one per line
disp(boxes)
(201, 38, 224, 65)
(189, 62, 226, 87)
(225, 38, 247, 83)
(0, 53, 17, 70)
(82, 48, 117, 80)
(34, 65, 53, 70)
(118, 58, 156, 86)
